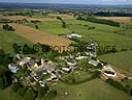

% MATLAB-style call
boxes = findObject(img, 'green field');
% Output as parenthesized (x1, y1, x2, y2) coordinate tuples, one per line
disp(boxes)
(0, 29, 30, 52)
(1, 79, 129, 100)
(0, 87, 24, 100)
(32, 19, 132, 49)
(51, 79, 128, 100)
(99, 51, 132, 73)
(1, 15, 132, 100)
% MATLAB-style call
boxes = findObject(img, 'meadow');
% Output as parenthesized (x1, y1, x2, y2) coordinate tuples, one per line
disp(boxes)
(51, 79, 128, 100)
(99, 50, 132, 73)
(32, 19, 132, 49)
(0, 87, 24, 100)
(0, 29, 30, 52)
(0, 13, 132, 100)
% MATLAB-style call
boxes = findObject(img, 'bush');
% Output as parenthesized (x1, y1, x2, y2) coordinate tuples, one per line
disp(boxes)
(97, 45, 118, 55)
(0, 70, 12, 89)
(31, 20, 40, 24)
(24, 88, 37, 100)
(2, 24, 15, 31)
(88, 26, 95, 30)
(12, 82, 21, 92)
(106, 78, 129, 93)
(37, 84, 49, 98)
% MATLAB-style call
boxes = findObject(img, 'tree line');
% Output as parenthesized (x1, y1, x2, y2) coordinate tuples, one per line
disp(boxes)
(76, 15, 120, 27)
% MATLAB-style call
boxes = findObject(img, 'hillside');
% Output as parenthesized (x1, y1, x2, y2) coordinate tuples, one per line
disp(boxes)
(99, 51, 132, 73)
(30, 19, 132, 49)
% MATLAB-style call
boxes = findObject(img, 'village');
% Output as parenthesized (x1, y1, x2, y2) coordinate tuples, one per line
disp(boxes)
(8, 36, 129, 88)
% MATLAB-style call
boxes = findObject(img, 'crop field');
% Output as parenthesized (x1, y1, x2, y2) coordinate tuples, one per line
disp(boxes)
(9, 23, 71, 47)
(99, 51, 132, 73)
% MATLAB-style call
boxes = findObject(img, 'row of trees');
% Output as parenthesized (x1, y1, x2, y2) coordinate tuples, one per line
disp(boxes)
(0, 49, 13, 66)
(3, 12, 32, 17)
(12, 82, 57, 100)
(95, 12, 132, 17)
(12, 43, 60, 61)
(0, 49, 13, 89)
(0, 70, 12, 89)
(56, 16, 67, 28)
(13, 43, 51, 54)
(106, 78, 131, 93)
(97, 45, 118, 55)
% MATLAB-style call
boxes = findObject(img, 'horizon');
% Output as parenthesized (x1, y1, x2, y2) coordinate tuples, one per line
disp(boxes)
(0, 0, 132, 5)
(0, 2, 132, 6)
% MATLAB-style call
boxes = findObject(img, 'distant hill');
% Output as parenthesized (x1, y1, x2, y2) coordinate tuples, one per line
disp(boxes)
(0, 3, 132, 9)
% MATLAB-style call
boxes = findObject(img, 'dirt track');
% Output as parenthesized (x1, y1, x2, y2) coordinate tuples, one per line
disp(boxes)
(10, 23, 71, 48)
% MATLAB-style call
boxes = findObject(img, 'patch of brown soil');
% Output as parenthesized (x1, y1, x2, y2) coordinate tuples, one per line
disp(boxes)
(10, 23, 71, 50)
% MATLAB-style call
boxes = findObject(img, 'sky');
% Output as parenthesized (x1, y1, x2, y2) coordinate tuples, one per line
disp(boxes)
(0, 0, 132, 4)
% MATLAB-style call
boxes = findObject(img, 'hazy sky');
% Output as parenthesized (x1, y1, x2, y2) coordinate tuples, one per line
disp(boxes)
(0, 0, 132, 4)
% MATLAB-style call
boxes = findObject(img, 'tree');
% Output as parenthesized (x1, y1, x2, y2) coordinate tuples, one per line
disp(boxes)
(0, 49, 5, 64)
(24, 88, 36, 100)
(56, 16, 62, 21)
(12, 82, 21, 92)
(13, 43, 23, 53)
(0, 74, 5, 89)
(37, 84, 49, 98)
(2, 24, 15, 31)
(62, 21, 67, 28)
(56, 16, 67, 28)
(46, 89, 57, 100)
(78, 59, 89, 71)
(33, 43, 42, 53)
(0, 70, 11, 89)
(22, 44, 34, 54)
(18, 87, 27, 96)
(35, 25, 39, 29)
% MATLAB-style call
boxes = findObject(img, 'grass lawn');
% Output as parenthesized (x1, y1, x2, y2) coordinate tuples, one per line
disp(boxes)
(51, 79, 129, 100)
(99, 51, 132, 73)
(0, 29, 30, 52)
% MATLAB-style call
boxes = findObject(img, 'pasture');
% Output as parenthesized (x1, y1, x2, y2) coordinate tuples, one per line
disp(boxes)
(51, 79, 128, 100)
(0, 87, 24, 100)
(32, 19, 132, 49)
(0, 28, 30, 52)
(99, 51, 132, 73)
(0, 13, 132, 100)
